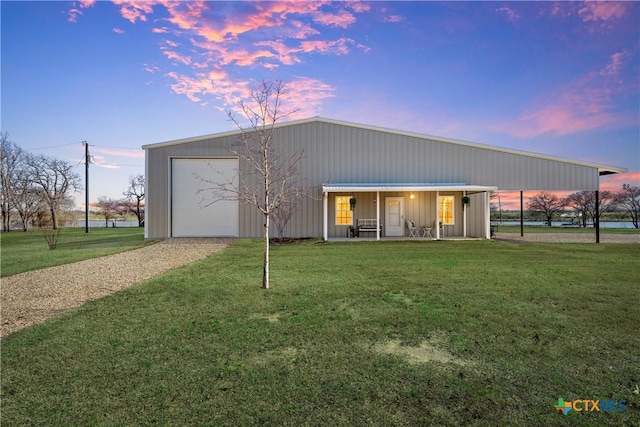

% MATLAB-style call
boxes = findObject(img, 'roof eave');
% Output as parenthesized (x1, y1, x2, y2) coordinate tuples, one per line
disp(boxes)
(322, 183, 498, 193)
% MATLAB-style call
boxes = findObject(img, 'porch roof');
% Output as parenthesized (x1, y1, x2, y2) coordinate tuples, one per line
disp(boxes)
(322, 183, 497, 193)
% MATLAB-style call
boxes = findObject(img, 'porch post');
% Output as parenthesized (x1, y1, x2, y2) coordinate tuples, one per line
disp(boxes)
(463, 191, 467, 238)
(485, 191, 491, 239)
(323, 191, 328, 241)
(435, 191, 440, 239)
(595, 190, 600, 244)
(376, 191, 380, 241)
(520, 191, 524, 237)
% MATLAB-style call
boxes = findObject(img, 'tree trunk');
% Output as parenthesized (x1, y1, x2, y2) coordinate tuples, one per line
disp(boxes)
(263, 212, 269, 289)
(2, 203, 10, 232)
(50, 207, 58, 229)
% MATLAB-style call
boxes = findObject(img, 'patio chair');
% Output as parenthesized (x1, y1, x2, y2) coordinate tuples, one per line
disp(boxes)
(406, 220, 419, 237)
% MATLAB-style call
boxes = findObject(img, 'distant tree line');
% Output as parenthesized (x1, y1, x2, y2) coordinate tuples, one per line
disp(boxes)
(1, 132, 145, 231)
(92, 174, 145, 228)
(491, 186, 640, 228)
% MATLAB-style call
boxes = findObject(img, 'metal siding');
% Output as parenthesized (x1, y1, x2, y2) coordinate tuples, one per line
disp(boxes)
(145, 119, 602, 239)
(467, 193, 486, 238)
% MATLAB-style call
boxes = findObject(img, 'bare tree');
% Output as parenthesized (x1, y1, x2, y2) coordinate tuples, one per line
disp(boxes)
(565, 191, 592, 227)
(25, 154, 81, 229)
(123, 174, 145, 227)
(199, 80, 306, 289)
(1, 133, 24, 232)
(615, 184, 640, 229)
(12, 168, 43, 231)
(272, 197, 298, 240)
(527, 192, 566, 226)
(93, 196, 125, 227)
(588, 190, 615, 226)
(566, 190, 615, 228)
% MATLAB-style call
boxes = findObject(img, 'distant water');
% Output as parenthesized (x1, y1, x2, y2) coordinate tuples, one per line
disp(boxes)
(68, 220, 141, 228)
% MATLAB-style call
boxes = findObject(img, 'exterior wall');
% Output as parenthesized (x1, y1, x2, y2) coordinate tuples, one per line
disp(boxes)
(145, 120, 601, 239)
(467, 192, 489, 238)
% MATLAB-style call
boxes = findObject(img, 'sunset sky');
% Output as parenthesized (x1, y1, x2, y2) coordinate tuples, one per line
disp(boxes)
(2, 1, 638, 210)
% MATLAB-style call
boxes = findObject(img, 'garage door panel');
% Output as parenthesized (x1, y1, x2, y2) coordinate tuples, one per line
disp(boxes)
(171, 158, 239, 237)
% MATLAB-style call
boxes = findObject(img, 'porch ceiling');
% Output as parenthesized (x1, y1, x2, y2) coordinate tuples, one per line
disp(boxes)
(322, 183, 498, 193)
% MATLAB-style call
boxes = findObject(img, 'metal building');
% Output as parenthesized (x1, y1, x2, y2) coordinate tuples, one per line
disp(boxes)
(142, 117, 626, 240)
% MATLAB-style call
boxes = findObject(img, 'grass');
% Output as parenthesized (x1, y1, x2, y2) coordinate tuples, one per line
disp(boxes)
(2, 239, 639, 425)
(0, 227, 150, 277)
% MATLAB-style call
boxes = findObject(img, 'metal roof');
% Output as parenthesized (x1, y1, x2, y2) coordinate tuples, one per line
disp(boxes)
(322, 183, 498, 193)
(143, 116, 627, 176)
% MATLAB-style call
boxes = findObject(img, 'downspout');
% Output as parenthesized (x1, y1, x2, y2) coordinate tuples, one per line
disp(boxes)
(595, 189, 600, 244)
(463, 191, 467, 238)
(435, 190, 440, 239)
(485, 191, 491, 239)
(520, 190, 524, 237)
(376, 191, 380, 241)
(323, 191, 328, 241)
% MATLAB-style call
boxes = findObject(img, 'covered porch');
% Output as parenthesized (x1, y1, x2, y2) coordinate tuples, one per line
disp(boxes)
(322, 183, 497, 241)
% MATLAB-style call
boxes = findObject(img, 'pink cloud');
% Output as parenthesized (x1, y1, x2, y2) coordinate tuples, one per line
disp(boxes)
(162, 50, 192, 66)
(103, 1, 375, 115)
(67, 8, 83, 23)
(67, 0, 96, 21)
(111, 0, 154, 24)
(300, 38, 355, 55)
(600, 50, 631, 76)
(601, 172, 640, 192)
(91, 155, 121, 169)
(143, 64, 160, 74)
(494, 51, 635, 138)
(347, 2, 371, 14)
(496, 6, 520, 22)
(578, 2, 626, 22)
(287, 20, 321, 39)
(93, 147, 145, 160)
(167, 70, 250, 106)
(313, 10, 356, 28)
(113, 28, 125, 34)
(384, 15, 405, 24)
(280, 77, 335, 119)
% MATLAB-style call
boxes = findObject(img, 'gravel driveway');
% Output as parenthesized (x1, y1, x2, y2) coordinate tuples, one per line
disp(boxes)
(494, 232, 640, 244)
(1, 238, 231, 338)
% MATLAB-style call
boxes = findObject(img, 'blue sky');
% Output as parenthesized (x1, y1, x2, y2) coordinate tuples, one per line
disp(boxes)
(2, 1, 638, 209)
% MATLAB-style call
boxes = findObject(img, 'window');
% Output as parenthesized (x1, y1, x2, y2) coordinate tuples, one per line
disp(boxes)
(439, 195, 455, 225)
(335, 196, 353, 225)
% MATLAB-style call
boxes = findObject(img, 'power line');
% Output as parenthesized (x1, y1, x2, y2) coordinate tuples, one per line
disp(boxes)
(25, 142, 83, 151)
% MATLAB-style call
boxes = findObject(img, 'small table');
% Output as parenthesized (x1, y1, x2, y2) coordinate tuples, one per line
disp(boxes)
(421, 227, 432, 238)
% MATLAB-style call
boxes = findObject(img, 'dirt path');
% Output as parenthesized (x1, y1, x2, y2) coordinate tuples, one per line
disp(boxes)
(1, 238, 232, 338)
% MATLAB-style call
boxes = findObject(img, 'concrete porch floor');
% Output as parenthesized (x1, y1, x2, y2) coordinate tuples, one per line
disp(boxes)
(327, 236, 486, 242)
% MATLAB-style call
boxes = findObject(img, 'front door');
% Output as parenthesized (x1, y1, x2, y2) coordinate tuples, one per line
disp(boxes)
(385, 197, 405, 236)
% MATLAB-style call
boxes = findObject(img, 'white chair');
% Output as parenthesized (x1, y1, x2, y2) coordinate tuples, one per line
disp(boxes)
(406, 220, 419, 237)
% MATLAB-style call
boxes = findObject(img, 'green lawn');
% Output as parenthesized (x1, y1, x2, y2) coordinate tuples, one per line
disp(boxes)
(0, 227, 150, 277)
(2, 239, 639, 425)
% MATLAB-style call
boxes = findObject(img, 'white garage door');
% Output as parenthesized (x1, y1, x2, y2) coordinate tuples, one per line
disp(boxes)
(171, 158, 239, 237)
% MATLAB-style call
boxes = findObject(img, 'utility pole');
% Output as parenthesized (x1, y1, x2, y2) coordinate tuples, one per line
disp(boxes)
(84, 141, 90, 233)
